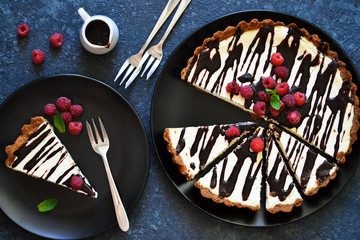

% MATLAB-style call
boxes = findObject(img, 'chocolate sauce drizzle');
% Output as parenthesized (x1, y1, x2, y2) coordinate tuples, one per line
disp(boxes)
(186, 24, 354, 159)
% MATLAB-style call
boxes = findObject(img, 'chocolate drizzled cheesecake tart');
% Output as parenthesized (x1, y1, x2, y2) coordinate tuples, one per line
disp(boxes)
(163, 19, 359, 213)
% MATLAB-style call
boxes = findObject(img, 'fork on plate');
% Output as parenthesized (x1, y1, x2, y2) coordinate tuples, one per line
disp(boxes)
(124, 0, 192, 89)
(86, 117, 129, 232)
(114, 0, 180, 86)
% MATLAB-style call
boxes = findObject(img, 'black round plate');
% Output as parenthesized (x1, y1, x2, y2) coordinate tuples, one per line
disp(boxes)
(151, 11, 360, 226)
(0, 74, 149, 239)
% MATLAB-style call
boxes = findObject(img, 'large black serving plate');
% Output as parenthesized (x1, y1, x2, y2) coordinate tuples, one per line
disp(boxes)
(151, 11, 360, 226)
(0, 74, 149, 239)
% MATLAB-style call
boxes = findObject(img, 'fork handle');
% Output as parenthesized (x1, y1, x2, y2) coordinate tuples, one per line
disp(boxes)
(101, 154, 129, 232)
(138, 0, 180, 54)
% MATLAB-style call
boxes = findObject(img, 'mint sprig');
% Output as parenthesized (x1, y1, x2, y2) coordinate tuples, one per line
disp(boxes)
(54, 111, 65, 133)
(37, 198, 58, 212)
(265, 88, 281, 110)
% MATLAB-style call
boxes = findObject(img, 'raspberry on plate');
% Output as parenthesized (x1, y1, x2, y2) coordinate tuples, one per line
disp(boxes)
(274, 66, 289, 79)
(225, 125, 240, 137)
(70, 175, 84, 190)
(282, 94, 296, 108)
(18, 24, 30, 37)
(250, 138, 264, 152)
(269, 105, 280, 117)
(32, 49, 45, 64)
(270, 52, 284, 66)
(240, 85, 254, 99)
(68, 121, 83, 135)
(225, 82, 240, 95)
(262, 76, 276, 89)
(61, 111, 72, 124)
(50, 33, 63, 47)
(44, 103, 57, 116)
(287, 110, 301, 125)
(275, 82, 289, 97)
(294, 92, 306, 106)
(258, 91, 270, 103)
(70, 104, 83, 117)
(56, 97, 72, 111)
(253, 101, 266, 116)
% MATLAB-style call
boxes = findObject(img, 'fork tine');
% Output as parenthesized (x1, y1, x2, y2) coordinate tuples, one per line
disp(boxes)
(119, 65, 135, 85)
(91, 119, 103, 143)
(124, 67, 141, 89)
(146, 59, 161, 80)
(141, 57, 155, 77)
(114, 60, 130, 82)
(98, 117, 109, 143)
(86, 121, 96, 147)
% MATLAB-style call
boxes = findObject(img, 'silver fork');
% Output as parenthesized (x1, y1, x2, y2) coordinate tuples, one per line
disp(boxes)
(114, 0, 180, 85)
(124, 0, 192, 88)
(86, 117, 129, 232)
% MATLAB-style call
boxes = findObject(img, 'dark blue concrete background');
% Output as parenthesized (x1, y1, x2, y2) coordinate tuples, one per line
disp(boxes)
(0, 0, 359, 239)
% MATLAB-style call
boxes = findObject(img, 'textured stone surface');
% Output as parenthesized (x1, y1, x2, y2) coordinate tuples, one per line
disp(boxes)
(0, 0, 359, 239)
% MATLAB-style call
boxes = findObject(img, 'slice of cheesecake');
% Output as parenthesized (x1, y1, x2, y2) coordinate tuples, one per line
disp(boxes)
(181, 19, 359, 164)
(265, 129, 302, 213)
(195, 127, 264, 211)
(5, 116, 98, 198)
(164, 122, 258, 180)
(270, 124, 338, 196)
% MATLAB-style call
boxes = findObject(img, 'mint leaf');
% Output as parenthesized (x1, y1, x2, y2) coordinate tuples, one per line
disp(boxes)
(54, 111, 65, 133)
(270, 94, 281, 110)
(37, 198, 58, 212)
(265, 89, 277, 95)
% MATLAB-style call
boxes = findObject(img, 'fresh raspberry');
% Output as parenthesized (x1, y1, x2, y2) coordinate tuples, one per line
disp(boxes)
(250, 138, 264, 152)
(258, 91, 270, 103)
(282, 94, 296, 108)
(274, 66, 289, 79)
(271, 52, 284, 66)
(262, 76, 276, 89)
(269, 106, 280, 117)
(70, 175, 84, 190)
(68, 121, 83, 135)
(240, 85, 254, 99)
(18, 24, 30, 37)
(279, 100, 285, 112)
(225, 126, 240, 138)
(61, 111, 72, 124)
(50, 33, 63, 47)
(225, 82, 240, 95)
(294, 92, 306, 106)
(287, 110, 301, 125)
(70, 104, 83, 117)
(56, 97, 71, 111)
(44, 103, 57, 116)
(275, 82, 289, 97)
(253, 101, 266, 116)
(32, 49, 45, 64)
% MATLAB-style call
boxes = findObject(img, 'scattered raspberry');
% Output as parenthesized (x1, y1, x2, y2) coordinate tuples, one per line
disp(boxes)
(240, 85, 254, 99)
(32, 49, 45, 64)
(294, 92, 306, 106)
(225, 126, 240, 138)
(70, 175, 84, 190)
(271, 52, 284, 66)
(253, 101, 266, 116)
(50, 33, 63, 47)
(61, 111, 72, 124)
(70, 104, 83, 117)
(275, 82, 289, 97)
(258, 91, 270, 103)
(282, 94, 296, 108)
(56, 97, 71, 111)
(287, 110, 301, 125)
(44, 103, 57, 116)
(250, 138, 264, 152)
(262, 77, 276, 89)
(274, 66, 289, 79)
(269, 106, 280, 117)
(68, 121, 83, 135)
(225, 82, 240, 95)
(18, 24, 30, 37)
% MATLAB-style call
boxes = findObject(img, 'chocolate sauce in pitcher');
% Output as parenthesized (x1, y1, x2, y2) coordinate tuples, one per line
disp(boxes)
(85, 20, 110, 47)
